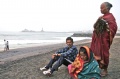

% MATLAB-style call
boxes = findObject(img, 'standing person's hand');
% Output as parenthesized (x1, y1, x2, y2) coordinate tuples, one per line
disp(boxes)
(98, 16, 103, 19)
(96, 16, 103, 22)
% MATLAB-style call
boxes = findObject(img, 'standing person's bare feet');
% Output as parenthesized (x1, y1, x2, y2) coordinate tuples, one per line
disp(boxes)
(101, 69, 108, 77)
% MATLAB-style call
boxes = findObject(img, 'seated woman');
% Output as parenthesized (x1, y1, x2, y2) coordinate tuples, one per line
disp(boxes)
(68, 46, 101, 79)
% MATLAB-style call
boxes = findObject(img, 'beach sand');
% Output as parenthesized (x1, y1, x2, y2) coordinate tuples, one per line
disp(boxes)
(0, 38, 120, 79)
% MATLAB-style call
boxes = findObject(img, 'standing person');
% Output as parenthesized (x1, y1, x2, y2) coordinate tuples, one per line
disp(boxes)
(68, 46, 101, 79)
(90, 2, 117, 76)
(40, 37, 78, 76)
(6, 41, 9, 51)
(4, 39, 7, 51)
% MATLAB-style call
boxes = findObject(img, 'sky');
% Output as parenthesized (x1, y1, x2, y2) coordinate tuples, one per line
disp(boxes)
(0, 0, 120, 32)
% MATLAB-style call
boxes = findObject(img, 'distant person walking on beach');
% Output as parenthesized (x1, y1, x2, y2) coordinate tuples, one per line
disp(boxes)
(4, 39, 9, 51)
(6, 41, 9, 51)
(90, 2, 117, 76)
(4, 39, 7, 51)
(40, 37, 78, 76)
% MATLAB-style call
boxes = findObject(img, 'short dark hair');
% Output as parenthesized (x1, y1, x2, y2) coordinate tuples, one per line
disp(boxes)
(79, 47, 88, 60)
(66, 37, 73, 43)
(79, 47, 87, 55)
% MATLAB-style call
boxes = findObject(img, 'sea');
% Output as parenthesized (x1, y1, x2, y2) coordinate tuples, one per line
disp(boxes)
(0, 31, 91, 50)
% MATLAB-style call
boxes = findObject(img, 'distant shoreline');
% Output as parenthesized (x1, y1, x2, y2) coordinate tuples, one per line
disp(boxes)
(0, 38, 91, 64)
(0, 37, 91, 52)
(71, 33, 92, 37)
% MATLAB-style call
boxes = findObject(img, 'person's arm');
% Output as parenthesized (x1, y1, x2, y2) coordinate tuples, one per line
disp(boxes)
(61, 46, 77, 57)
(52, 47, 67, 58)
(55, 47, 67, 54)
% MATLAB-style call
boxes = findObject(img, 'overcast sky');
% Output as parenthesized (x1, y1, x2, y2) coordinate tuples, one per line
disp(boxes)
(0, 0, 119, 32)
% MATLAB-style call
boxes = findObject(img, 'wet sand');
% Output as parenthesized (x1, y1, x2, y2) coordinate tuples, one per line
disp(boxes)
(0, 38, 120, 79)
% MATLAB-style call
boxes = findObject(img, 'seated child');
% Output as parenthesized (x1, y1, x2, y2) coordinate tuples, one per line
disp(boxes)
(68, 46, 101, 79)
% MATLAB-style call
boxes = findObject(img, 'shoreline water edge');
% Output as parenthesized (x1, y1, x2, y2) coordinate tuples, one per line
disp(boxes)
(0, 38, 91, 64)
(0, 31, 92, 51)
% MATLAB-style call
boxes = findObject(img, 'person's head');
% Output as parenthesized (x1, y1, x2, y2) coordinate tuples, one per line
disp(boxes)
(4, 39, 6, 41)
(100, 2, 113, 14)
(66, 37, 73, 48)
(79, 47, 88, 61)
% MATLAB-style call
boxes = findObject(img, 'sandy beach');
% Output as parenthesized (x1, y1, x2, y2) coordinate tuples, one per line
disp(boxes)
(0, 38, 120, 79)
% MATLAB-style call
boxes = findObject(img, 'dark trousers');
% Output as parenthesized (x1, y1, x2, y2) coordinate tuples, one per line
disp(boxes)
(45, 55, 72, 73)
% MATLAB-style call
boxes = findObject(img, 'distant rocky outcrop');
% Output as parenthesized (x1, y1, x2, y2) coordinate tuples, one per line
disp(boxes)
(21, 29, 35, 32)
(71, 33, 92, 37)
(116, 33, 120, 36)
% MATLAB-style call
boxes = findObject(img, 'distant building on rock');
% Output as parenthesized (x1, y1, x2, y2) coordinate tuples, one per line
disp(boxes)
(41, 28, 44, 32)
